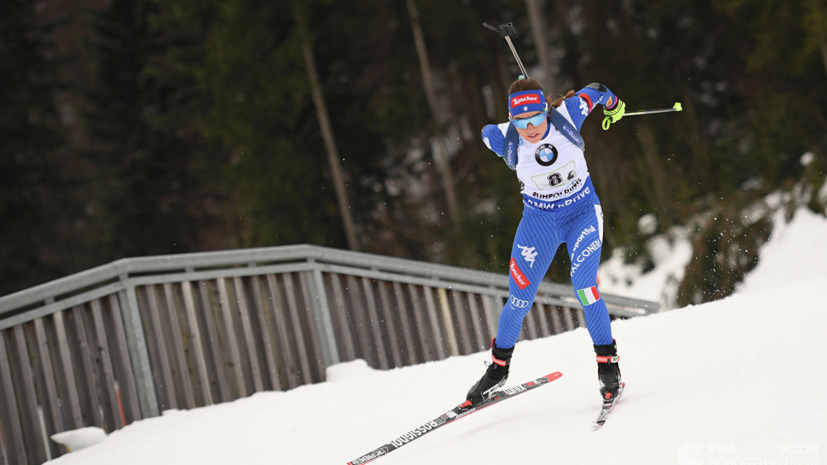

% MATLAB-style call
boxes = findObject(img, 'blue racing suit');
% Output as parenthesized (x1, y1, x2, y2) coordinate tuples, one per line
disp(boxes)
(481, 83, 620, 348)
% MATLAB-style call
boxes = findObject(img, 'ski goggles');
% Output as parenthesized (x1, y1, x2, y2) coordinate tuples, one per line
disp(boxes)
(510, 110, 548, 129)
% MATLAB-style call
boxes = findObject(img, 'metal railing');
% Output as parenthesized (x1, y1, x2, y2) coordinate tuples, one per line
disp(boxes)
(0, 244, 658, 464)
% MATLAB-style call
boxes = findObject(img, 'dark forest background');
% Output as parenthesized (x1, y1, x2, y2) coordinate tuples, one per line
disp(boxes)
(2, 0, 826, 304)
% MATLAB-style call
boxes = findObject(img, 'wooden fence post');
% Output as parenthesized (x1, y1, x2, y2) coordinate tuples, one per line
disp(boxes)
(307, 263, 340, 368)
(118, 284, 159, 418)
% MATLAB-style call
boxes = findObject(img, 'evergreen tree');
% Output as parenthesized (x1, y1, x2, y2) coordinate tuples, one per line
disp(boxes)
(86, 0, 214, 258)
(4, 0, 824, 305)
(0, 0, 66, 295)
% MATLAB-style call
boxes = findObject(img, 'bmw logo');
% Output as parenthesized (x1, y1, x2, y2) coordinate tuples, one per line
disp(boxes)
(535, 144, 558, 166)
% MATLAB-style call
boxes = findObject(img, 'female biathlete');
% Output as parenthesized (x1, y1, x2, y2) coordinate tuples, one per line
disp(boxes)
(466, 77, 626, 406)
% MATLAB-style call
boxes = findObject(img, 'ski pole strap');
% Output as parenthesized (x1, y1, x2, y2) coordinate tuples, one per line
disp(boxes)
(504, 123, 520, 170)
(596, 355, 620, 364)
(549, 107, 585, 151)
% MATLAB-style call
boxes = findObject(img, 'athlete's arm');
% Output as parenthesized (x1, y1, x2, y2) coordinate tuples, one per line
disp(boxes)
(481, 122, 511, 158)
(563, 83, 620, 131)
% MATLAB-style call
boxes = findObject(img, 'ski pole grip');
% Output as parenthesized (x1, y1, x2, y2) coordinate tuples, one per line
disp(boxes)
(483, 22, 518, 38)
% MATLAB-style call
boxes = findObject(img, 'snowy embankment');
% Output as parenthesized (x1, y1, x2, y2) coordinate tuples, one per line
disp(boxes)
(48, 210, 827, 465)
(600, 196, 827, 310)
(737, 207, 827, 294)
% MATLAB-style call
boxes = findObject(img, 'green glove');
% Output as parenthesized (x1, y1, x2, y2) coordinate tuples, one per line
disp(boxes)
(602, 100, 626, 130)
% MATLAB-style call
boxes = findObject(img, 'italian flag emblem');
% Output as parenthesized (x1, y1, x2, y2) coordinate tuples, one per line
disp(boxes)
(577, 286, 601, 306)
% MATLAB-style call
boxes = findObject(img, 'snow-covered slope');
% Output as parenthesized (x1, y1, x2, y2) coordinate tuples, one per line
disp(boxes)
(47, 210, 827, 465)
(737, 207, 827, 295)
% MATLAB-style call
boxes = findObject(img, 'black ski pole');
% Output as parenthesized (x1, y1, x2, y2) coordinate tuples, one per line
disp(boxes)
(484, 22, 529, 78)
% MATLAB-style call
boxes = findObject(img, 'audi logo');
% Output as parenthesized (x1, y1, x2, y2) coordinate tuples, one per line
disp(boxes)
(510, 296, 530, 308)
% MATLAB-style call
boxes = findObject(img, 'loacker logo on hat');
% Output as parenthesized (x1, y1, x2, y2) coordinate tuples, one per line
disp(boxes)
(511, 94, 541, 107)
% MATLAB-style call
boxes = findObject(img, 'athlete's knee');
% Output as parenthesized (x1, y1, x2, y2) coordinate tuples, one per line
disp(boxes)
(574, 284, 603, 308)
(570, 272, 598, 291)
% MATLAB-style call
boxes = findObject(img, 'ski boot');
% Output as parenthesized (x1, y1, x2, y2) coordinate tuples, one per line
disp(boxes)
(465, 338, 514, 407)
(595, 339, 624, 401)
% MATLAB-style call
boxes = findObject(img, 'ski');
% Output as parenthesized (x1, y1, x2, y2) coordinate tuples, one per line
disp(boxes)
(592, 383, 624, 428)
(346, 371, 563, 465)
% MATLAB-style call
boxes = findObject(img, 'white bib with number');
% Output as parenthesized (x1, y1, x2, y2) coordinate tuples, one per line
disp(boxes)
(494, 103, 590, 204)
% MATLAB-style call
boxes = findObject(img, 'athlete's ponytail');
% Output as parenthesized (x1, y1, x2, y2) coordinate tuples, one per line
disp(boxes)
(549, 90, 576, 108)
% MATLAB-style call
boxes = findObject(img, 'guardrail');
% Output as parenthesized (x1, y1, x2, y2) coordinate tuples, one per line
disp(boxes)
(0, 244, 658, 464)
